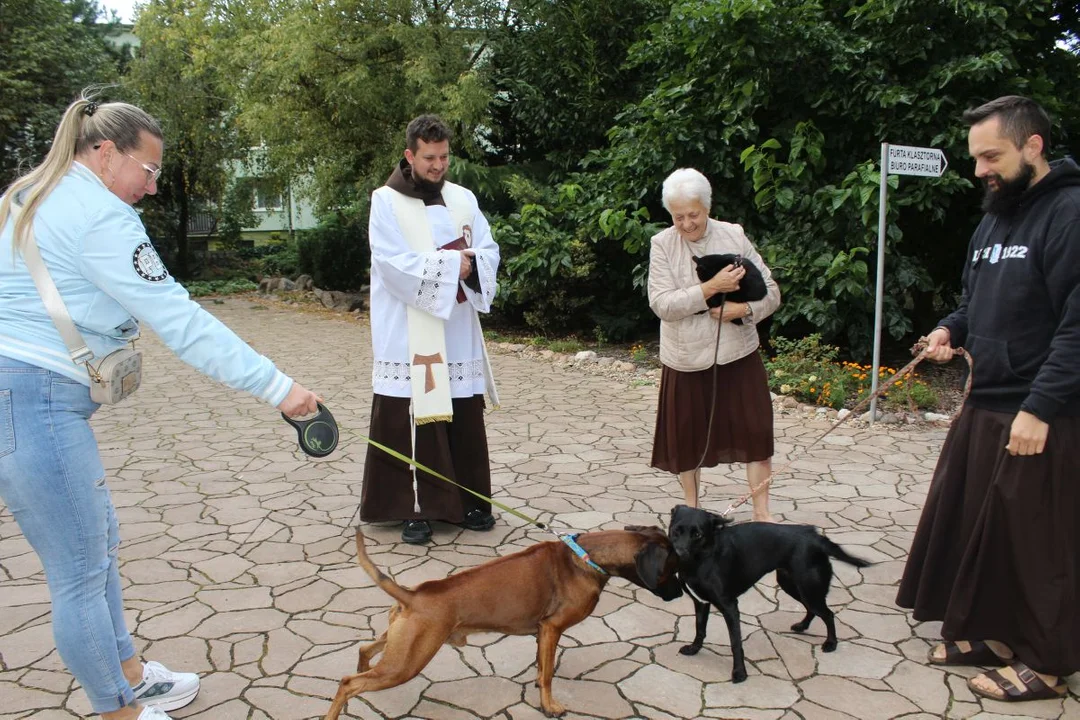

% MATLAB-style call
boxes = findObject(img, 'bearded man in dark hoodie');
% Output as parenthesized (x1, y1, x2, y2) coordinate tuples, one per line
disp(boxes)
(360, 115, 501, 544)
(897, 96, 1080, 702)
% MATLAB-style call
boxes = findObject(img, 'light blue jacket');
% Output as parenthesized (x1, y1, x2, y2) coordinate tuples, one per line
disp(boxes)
(0, 162, 292, 406)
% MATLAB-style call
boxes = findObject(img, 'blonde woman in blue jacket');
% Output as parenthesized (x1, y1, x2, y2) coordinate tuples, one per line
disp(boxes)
(0, 96, 320, 720)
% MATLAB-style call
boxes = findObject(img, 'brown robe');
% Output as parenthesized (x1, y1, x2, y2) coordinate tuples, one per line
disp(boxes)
(896, 406, 1080, 676)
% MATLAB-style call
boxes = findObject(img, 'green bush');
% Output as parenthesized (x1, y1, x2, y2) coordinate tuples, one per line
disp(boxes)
(491, 175, 662, 341)
(184, 279, 259, 297)
(255, 241, 300, 278)
(297, 214, 369, 291)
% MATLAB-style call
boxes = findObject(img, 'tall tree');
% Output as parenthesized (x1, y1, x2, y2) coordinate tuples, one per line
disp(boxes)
(220, 0, 501, 214)
(126, 0, 252, 277)
(484, 0, 670, 172)
(0, 0, 118, 188)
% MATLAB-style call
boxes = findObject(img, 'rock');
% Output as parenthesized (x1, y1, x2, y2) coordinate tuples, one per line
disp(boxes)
(879, 413, 900, 424)
(312, 287, 364, 312)
(293, 274, 314, 291)
(770, 392, 778, 401)
(837, 408, 851, 420)
(782, 396, 798, 408)
(815, 407, 828, 415)
(508, 344, 527, 352)
(597, 357, 615, 366)
(574, 350, 598, 363)
(539, 349, 555, 359)
(258, 277, 295, 294)
(859, 410, 882, 421)
(924, 412, 951, 422)
(614, 361, 636, 372)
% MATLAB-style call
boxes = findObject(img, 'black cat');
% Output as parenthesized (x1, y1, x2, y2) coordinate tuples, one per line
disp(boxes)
(691, 253, 774, 351)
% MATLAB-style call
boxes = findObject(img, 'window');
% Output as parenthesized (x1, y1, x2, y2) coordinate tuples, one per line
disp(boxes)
(252, 179, 284, 211)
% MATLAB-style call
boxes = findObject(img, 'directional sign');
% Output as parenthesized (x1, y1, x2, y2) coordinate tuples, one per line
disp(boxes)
(886, 144, 948, 177)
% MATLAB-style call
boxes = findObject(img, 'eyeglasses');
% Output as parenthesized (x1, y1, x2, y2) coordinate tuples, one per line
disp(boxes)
(122, 152, 162, 186)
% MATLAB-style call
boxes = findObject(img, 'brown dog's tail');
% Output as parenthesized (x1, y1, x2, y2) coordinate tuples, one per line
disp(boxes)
(819, 535, 874, 568)
(355, 529, 415, 606)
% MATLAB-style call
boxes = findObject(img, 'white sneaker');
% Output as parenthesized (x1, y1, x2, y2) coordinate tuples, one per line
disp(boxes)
(137, 707, 173, 720)
(131, 660, 200, 711)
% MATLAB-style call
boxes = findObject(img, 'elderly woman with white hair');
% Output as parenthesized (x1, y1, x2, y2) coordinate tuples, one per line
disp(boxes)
(647, 168, 781, 519)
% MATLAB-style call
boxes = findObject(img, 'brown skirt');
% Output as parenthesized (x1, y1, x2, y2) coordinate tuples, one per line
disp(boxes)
(360, 394, 491, 523)
(896, 406, 1080, 676)
(651, 351, 774, 473)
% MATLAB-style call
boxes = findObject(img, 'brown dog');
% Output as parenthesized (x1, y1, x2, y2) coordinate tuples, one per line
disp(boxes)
(324, 526, 683, 718)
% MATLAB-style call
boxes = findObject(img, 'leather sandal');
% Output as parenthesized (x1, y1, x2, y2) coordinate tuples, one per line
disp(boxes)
(967, 662, 1068, 702)
(926, 640, 1011, 667)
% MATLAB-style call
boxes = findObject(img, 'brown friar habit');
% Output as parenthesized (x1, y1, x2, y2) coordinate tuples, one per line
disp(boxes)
(897, 158, 1080, 677)
(360, 161, 491, 523)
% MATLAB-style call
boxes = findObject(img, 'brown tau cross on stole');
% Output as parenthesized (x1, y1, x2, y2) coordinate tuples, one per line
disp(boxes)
(412, 352, 444, 393)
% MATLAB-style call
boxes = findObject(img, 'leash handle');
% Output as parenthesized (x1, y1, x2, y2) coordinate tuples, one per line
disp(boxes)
(281, 402, 340, 457)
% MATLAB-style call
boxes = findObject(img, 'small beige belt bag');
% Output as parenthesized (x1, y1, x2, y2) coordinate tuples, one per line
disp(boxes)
(16, 207, 142, 404)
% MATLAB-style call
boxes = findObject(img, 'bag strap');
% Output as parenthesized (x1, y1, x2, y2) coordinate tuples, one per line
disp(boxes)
(11, 204, 95, 365)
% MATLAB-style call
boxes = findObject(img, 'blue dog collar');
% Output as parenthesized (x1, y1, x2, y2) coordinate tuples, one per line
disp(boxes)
(559, 533, 607, 575)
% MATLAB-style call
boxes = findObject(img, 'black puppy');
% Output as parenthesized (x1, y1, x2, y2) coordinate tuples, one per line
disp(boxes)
(691, 253, 774, 352)
(691, 253, 767, 321)
(668, 505, 871, 682)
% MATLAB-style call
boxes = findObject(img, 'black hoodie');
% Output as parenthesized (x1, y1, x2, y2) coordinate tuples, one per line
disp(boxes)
(939, 158, 1080, 421)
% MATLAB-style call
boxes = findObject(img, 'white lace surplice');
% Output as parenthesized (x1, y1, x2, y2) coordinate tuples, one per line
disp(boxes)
(368, 186, 499, 398)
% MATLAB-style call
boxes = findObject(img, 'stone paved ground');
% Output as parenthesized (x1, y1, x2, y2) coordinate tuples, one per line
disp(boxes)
(1, 296, 1078, 720)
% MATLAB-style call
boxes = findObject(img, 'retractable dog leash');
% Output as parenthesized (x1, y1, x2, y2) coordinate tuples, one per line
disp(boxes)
(282, 402, 340, 458)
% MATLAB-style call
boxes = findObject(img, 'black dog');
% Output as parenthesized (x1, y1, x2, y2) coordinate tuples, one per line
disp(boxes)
(691, 253, 773, 351)
(668, 505, 871, 682)
(691, 253, 767, 320)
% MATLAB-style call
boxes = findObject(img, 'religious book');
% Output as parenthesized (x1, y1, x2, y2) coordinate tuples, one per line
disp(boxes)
(440, 237, 478, 302)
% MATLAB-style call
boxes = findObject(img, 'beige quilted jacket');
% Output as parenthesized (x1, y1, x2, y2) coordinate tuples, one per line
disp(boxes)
(647, 219, 781, 372)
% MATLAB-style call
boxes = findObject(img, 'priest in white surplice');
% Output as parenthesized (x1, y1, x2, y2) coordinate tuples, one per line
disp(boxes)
(361, 115, 501, 545)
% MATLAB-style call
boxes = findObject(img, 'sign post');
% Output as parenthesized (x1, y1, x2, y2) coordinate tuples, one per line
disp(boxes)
(870, 144, 948, 424)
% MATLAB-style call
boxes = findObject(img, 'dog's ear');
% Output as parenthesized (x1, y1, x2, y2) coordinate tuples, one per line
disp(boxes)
(712, 513, 732, 531)
(691, 256, 700, 266)
(634, 542, 668, 589)
(634, 541, 684, 601)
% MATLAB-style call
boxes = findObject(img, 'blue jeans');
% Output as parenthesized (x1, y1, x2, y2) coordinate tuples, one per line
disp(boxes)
(0, 355, 136, 713)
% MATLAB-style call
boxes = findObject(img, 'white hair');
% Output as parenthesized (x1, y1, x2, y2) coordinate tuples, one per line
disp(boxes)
(661, 168, 712, 212)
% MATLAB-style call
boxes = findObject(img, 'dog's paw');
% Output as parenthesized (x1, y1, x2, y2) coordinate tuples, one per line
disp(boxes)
(822, 639, 838, 653)
(790, 621, 810, 633)
(541, 701, 567, 717)
(679, 644, 702, 656)
(732, 669, 748, 683)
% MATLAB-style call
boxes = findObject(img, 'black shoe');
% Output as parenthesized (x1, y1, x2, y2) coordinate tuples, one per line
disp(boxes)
(401, 520, 433, 544)
(459, 508, 496, 531)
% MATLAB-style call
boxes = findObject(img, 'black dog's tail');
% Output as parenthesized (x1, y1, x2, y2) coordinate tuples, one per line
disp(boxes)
(818, 535, 873, 568)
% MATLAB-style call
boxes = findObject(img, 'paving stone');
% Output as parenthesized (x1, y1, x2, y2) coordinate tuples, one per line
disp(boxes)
(620, 664, 703, 718)
(815, 641, 901, 679)
(425, 676, 522, 716)
(705, 674, 801, 709)
(800, 675, 920, 720)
